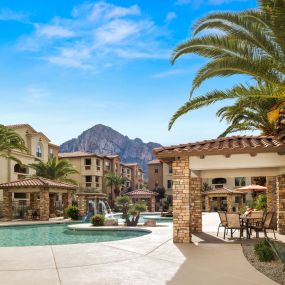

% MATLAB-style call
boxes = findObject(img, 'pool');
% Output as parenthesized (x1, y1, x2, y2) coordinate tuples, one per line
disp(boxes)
(0, 223, 150, 247)
(107, 213, 173, 224)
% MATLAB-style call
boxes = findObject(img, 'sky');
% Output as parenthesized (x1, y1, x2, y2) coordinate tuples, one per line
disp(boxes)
(0, 0, 257, 146)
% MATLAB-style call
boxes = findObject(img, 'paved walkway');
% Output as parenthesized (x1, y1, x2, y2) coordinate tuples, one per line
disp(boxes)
(0, 214, 279, 285)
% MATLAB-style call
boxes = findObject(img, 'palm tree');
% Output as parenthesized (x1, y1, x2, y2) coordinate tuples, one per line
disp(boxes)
(0, 124, 27, 161)
(217, 95, 280, 137)
(104, 172, 127, 205)
(29, 157, 78, 184)
(169, 0, 285, 131)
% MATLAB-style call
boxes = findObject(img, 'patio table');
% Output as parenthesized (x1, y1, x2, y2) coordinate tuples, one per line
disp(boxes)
(241, 216, 263, 239)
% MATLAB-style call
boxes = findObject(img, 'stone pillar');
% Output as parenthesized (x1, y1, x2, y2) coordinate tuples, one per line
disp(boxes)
(190, 177, 202, 233)
(205, 196, 211, 212)
(172, 156, 202, 243)
(2, 190, 12, 220)
(39, 188, 49, 221)
(77, 194, 87, 216)
(227, 195, 233, 213)
(277, 175, 285, 234)
(62, 191, 72, 209)
(150, 196, 155, 212)
(217, 197, 221, 211)
(267, 176, 277, 212)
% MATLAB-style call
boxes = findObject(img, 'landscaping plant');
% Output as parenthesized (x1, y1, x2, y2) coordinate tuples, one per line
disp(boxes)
(254, 239, 275, 262)
(255, 194, 267, 211)
(65, 205, 79, 220)
(91, 214, 105, 226)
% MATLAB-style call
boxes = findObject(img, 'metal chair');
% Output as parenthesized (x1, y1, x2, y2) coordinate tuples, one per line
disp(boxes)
(253, 212, 277, 239)
(217, 211, 227, 237)
(225, 213, 245, 239)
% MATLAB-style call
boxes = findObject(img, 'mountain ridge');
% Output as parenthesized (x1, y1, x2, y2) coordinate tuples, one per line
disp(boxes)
(59, 124, 162, 177)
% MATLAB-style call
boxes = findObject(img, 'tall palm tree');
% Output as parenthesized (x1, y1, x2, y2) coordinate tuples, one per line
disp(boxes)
(169, 0, 285, 131)
(29, 157, 78, 184)
(0, 124, 27, 161)
(104, 172, 127, 205)
(217, 96, 280, 137)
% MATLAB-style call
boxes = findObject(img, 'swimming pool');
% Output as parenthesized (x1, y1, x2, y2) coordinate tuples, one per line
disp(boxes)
(0, 223, 150, 247)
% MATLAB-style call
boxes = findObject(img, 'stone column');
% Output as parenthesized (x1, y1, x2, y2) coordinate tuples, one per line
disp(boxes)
(205, 196, 211, 212)
(190, 177, 202, 233)
(277, 175, 285, 234)
(2, 190, 12, 220)
(62, 191, 72, 209)
(217, 197, 221, 211)
(227, 195, 233, 213)
(172, 157, 191, 243)
(267, 176, 277, 212)
(77, 194, 87, 216)
(150, 196, 155, 212)
(39, 188, 49, 221)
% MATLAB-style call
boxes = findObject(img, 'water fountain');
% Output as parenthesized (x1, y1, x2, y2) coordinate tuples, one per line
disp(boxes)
(82, 199, 114, 222)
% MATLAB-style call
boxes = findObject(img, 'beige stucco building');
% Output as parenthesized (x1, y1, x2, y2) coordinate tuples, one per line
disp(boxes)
(124, 163, 144, 190)
(148, 160, 173, 195)
(154, 135, 285, 243)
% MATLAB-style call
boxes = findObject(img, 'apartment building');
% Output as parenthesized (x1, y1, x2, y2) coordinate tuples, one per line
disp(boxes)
(120, 163, 133, 190)
(147, 160, 173, 196)
(0, 124, 58, 184)
(59, 152, 104, 192)
(124, 163, 144, 190)
(0, 124, 58, 201)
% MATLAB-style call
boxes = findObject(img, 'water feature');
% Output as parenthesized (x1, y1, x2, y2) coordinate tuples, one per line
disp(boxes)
(82, 199, 114, 222)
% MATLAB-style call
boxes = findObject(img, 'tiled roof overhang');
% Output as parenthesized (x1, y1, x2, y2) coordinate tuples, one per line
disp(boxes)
(153, 136, 285, 159)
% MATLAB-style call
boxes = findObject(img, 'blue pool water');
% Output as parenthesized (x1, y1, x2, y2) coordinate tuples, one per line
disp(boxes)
(0, 223, 150, 247)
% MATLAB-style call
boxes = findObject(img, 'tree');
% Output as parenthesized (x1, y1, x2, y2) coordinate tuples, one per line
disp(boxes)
(169, 0, 285, 133)
(29, 157, 78, 184)
(104, 172, 127, 204)
(0, 124, 27, 162)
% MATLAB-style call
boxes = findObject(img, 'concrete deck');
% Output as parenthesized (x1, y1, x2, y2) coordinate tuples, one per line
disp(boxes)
(0, 213, 279, 285)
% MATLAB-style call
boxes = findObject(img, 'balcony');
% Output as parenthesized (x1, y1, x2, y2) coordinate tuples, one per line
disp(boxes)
(84, 165, 91, 170)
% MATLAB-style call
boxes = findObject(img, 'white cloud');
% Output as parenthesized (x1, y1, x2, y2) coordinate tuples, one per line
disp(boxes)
(165, 12, 177, 23)
(0, 9, 27, 22)
(23, 87, 50, 103)
(152, 69, 187, 79)
(17, 1, 169, 70)
(175, 0, 247, 6)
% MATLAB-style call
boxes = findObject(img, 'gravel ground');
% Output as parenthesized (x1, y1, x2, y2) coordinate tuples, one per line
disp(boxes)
(242, 240, 285, 285)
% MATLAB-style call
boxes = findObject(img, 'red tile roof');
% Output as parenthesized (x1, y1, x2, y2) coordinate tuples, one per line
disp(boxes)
(148, 159, 161, 165)
(0, 177, 77, 190)
(126, 189, 157, 197)
(59, 151, 103, 158)
(154, 136, 285, 158)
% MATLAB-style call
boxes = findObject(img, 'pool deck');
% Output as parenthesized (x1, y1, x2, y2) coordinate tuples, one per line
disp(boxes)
(0, 213, 280, 285)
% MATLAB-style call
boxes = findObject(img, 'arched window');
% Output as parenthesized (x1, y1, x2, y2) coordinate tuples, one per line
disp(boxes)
(36, 143, 43, 158)
(14, 164, 28, 174)
(212, 178, 227, 185)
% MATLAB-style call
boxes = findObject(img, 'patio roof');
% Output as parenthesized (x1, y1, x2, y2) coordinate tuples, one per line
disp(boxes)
(0, 177, 77, 190)
(204, 187, 244, 196)
(126, 189, 157, 197)
(153, 135, 285, 158)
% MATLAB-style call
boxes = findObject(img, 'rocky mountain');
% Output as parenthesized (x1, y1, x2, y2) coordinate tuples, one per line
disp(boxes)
(59, 124, 162, 177)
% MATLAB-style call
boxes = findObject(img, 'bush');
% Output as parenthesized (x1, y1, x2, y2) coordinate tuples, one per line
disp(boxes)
(255, 194, 267, 211)
(65, 205, 79, 220)
(91, 214, 105, 226)
(255, 239, 275, 262)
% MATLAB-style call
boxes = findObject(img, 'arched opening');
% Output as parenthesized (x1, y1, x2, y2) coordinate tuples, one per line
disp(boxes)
(212, 178, 227, 185)
(14, 164, 28, 174)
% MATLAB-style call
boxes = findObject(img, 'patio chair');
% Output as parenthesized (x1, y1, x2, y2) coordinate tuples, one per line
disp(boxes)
(217, 211, 227, 237)
(225, 213, 245, 239)
(247, 211, 264, 235)
(252, 212, 277, 239)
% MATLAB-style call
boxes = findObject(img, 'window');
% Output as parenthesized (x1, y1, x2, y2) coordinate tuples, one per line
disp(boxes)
(169, 165, 173, 174)
(14, 193, 28, 199)
(49, 148, 54, 158)
(14, 164, 28, 174)
(154, 166, 159, 173)
(235, 177, 246, 187)
(167, 180, 173, 189)
(85, 158, 92, 166)
(96, 159, 101, 170)
(36, 143, 43, 158)
(95, 176, 100, 188)
(212, 178, 227, 185)
(85, 175, 92, 187)
(105, 161, 110, 170)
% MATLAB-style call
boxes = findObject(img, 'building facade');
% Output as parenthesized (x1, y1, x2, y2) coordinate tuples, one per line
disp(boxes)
(124, 163, 144, 190)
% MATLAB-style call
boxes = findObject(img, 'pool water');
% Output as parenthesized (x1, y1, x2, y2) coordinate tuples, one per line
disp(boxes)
(0, 223, 150, 247)
(108, 213, 173, 224)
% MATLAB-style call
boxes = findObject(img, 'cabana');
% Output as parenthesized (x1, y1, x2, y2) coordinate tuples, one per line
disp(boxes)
(0, 177, 76, 221)
(126, 189, 157, 212)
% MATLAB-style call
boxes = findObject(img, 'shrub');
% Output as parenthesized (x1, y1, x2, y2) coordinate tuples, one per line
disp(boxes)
(255, 194, 267, 211)
(255, 239, 275, 262)
(65, 205, 79, 220)
(91, 214, 105, 226)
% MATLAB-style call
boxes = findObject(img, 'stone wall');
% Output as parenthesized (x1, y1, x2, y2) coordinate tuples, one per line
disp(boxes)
(267, 176, 277, 212)
(39, 188, 49, 221)
(189, 177, 202, 233)
(2, 190, 12, 219)
(277, 175, 285, 234)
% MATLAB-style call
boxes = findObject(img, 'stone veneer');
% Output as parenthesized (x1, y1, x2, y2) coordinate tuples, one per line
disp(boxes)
(227, 195, 233, 213)
(2, 191, 12, 219)
(267, 176, 277, 212)
(39, 188, 49, 221)
(172, 156, 202, 243)
(277, 175, 285, 234)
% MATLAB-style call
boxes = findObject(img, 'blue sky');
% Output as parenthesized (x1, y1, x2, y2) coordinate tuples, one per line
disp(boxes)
(0, 0, 257, 146)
